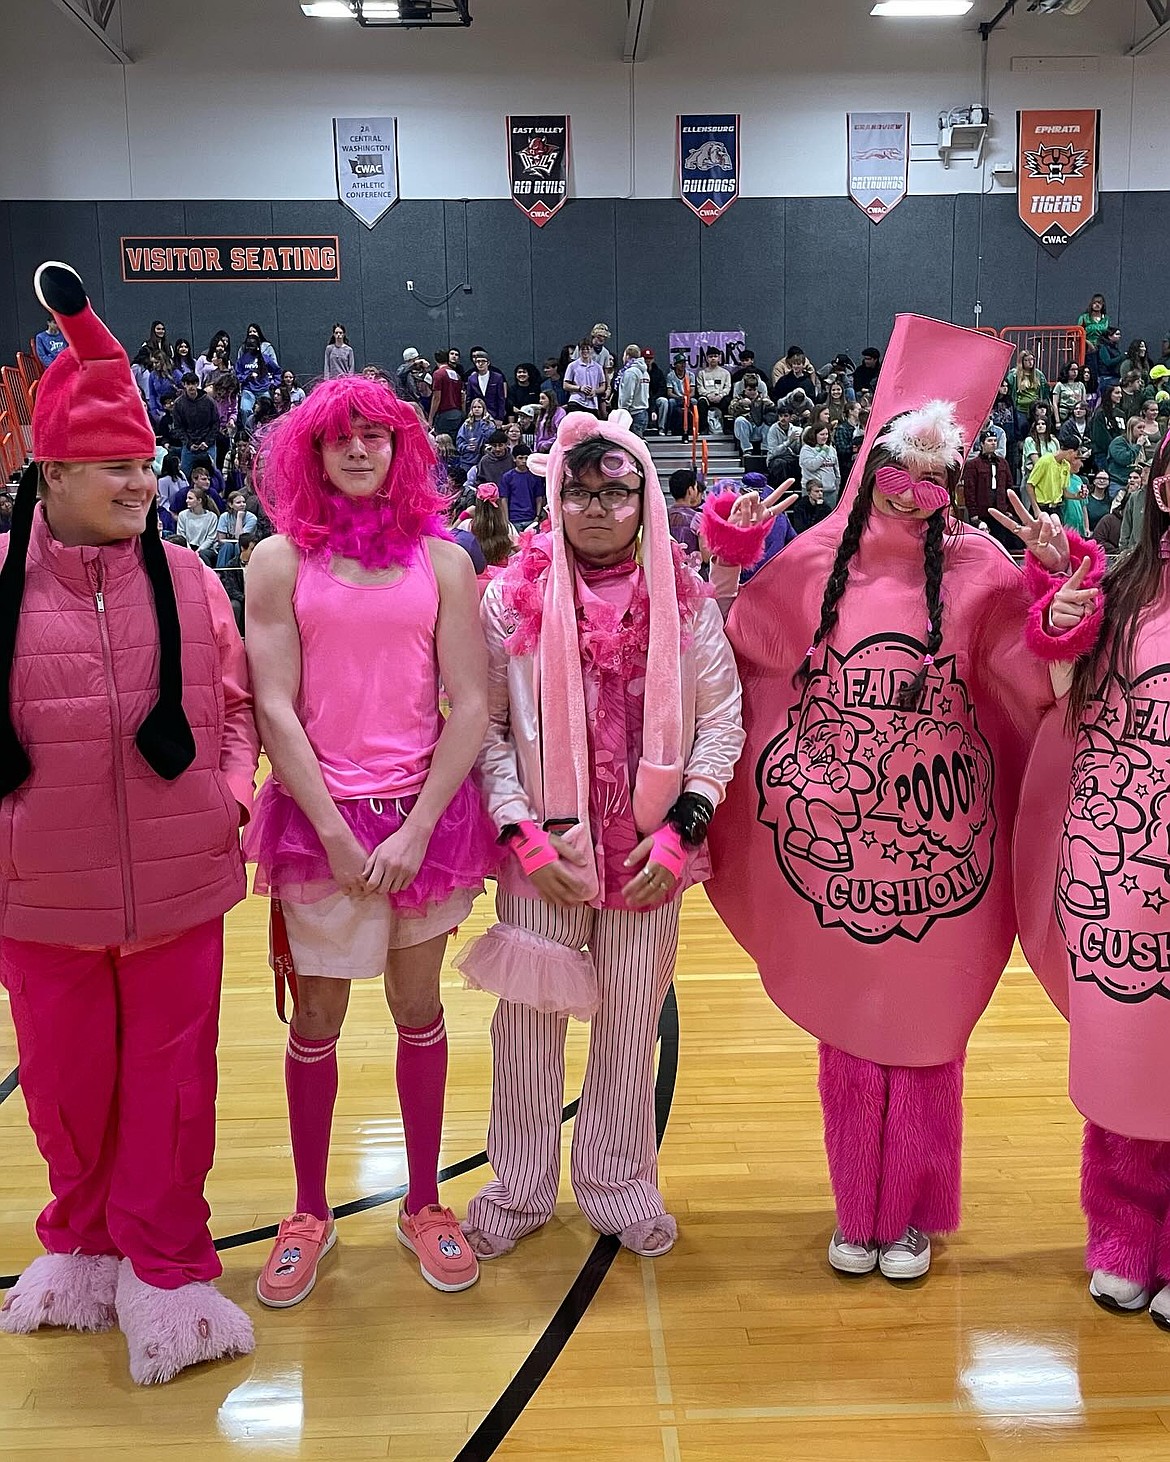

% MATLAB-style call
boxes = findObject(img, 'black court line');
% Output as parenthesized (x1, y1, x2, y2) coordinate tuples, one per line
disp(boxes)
(454, 985, 681, 1462)
(0, 1096, 581, 1288)
(0, 1067, 17, 1108)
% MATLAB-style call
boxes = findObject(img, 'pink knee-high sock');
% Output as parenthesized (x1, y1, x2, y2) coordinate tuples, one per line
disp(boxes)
(285, 1031, 339, 1222)
(396, 1011, 448, 1215)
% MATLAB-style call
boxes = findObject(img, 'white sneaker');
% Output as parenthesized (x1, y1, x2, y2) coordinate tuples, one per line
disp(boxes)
(878, 1226, 931, 1280)
(828, 1228, 878, 1275)
(1148, 1284, 1170, 1331)
(1089, 1269, 1151, 1313)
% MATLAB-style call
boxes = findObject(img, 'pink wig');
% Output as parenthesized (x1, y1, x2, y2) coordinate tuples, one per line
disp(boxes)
(254, 375, 449, 568)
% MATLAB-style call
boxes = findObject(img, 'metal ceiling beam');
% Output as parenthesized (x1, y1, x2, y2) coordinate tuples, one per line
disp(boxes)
(46, 0, 131, 63)
(623, 0, 656, 63)
(978, 0, 1019, 40)
(1146, 0, 1167, 26)
(1128, 15, 1170, 53)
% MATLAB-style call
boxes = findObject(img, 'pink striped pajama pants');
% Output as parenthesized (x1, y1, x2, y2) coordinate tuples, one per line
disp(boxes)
(466, 891, 682, 1240)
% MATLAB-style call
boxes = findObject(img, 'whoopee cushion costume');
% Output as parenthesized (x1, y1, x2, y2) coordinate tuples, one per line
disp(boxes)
(0, 262, 257, 1383)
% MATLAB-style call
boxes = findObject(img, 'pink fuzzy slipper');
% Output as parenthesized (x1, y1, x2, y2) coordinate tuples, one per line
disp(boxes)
(115, 1259, 255, 1385)
(460, 1223, 519, 1261)
(618, 1214, 677, 1257)
(0, 1252, 119, 1334)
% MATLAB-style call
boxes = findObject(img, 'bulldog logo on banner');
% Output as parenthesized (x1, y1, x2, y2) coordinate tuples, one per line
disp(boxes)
(678, 115, 740, 225)
(334, 117, 399, 229)
(1017, 109, 1100, 257)
(847, 112, 909, 224)
(756, 636, 996, 945)
(507, 116, 570, 227)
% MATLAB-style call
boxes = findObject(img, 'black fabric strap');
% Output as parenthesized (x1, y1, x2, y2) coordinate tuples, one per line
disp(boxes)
(0, 465, 40, 798)
(134, 502, 196, 779)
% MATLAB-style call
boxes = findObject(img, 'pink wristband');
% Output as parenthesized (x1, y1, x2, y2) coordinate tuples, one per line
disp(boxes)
(511, 820, 560, 876)
(648, 824, 687, 882)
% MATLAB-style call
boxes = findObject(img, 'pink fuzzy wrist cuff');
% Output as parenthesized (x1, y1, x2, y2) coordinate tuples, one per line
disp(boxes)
(699, 490, 770, 568)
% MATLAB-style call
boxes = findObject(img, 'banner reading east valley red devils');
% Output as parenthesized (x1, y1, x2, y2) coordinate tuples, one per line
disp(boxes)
(1018, 109, 1100, 257)
(678, 115, 740, 225)
(507, 116, 570, 227)
(848, 112, 909, 224)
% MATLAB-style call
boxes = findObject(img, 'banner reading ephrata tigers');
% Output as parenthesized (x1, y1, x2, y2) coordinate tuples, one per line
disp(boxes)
(1017, 109, 1100, 257)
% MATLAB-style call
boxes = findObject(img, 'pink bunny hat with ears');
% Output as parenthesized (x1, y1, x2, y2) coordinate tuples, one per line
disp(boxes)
(528, 409, 684, 873)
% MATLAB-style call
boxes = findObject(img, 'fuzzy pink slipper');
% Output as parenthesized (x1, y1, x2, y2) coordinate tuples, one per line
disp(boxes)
(618, 1214, 677, 1257)
(115, 1259, 254, 1385)
(0, 1252, 119, 1334)
(460, 1223, 519, 1261)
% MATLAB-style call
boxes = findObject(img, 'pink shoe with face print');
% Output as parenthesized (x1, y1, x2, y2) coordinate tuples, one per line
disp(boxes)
(256, 1213, 337, 1308)
(397, 1204, 479, 1292)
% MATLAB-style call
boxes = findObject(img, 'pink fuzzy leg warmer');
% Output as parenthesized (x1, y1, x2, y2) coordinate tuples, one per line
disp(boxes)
(1081, 1120, 1170, 1289)
(818, 1044, 965, 1246)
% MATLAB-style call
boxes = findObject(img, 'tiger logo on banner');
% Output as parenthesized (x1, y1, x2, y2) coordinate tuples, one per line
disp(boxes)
(1017, 109, 1100, 257)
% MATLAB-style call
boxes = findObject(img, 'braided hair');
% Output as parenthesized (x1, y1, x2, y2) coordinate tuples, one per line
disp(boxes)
(793, 426, 954, 711)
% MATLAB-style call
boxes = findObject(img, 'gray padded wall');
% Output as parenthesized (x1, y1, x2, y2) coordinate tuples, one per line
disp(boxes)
(3, 193, 1165, 378)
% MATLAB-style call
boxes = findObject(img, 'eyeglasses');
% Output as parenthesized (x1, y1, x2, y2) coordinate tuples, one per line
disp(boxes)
(561, 485, 643, 514)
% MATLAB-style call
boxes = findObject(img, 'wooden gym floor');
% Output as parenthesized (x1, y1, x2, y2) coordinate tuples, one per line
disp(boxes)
(2, 882, 1170, 1462)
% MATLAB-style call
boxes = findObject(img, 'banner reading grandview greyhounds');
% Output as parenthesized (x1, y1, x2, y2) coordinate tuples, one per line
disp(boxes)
(1017, 109, 1100, 257)
(847, 112, 909, 224)
(678, 115, 740, 225)
(334, 117, 399, 229)
(507, 116, 570, 227)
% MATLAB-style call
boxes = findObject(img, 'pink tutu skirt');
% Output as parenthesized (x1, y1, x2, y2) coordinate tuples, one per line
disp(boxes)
(244, 776, 502, 914)
(455, 923, 599, 1022)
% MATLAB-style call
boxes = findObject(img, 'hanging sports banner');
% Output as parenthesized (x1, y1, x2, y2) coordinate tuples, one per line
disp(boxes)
(678, 115, 740, 225)
(847, 112, 909, 224)
(1017, 109, 1100, 257)
(507, 116, 570, 227)
(334, 117, 399, 229)
(668, 330, 746, 369)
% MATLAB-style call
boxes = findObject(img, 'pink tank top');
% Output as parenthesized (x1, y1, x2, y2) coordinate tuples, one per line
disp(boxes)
(292, 543, 442, 799)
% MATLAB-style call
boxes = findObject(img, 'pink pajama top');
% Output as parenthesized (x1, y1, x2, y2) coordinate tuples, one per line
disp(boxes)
(1016, 577, 1170, 1141)
(708, 509, 1053, 1067)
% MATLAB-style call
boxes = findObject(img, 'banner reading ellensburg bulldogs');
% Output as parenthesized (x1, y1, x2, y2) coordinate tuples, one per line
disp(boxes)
(678, 115, 740, 225)
(507, 116, 570, 227)
(1017, 109, 1100, 257)
(334, 117, 399, 229)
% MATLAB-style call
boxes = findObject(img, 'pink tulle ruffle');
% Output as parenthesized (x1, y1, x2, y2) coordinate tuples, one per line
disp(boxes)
(454, 922, 599, 1021)
(244, 777, 502, 912)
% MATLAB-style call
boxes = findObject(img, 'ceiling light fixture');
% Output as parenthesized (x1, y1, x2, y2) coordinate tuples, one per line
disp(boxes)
(300, 0, 470, 23)
(871, 1, 974, 15)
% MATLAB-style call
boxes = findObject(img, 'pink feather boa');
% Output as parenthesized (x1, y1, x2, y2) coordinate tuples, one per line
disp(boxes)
(1022, 530, 1106, 662)
(313, 488, 448, 571)
(496, 531, 709, 662)
(699, 490, 770, 568)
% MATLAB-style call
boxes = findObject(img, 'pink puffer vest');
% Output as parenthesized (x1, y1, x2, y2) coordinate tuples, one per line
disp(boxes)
(0, 510, 246, 945)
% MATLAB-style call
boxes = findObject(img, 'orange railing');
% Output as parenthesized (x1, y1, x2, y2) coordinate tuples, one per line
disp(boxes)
(982, 324, 1086, 381)
(0, 341, 43, 481)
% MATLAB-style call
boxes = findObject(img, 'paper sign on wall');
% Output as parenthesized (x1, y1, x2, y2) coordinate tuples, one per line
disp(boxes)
(1017, 109, 1100, 257)
(334, 117, 399, 229)
(847, 112, 909, 224)
(508, 116, 570, 227)
(677, 115, 740, 225)
(668, 331, 746, 369)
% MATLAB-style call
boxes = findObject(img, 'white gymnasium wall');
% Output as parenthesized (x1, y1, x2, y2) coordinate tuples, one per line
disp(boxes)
(0, 0, 1166, 200)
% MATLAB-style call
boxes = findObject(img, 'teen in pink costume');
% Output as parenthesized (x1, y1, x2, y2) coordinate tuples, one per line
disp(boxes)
(456, 408, 745, 1259)
(244, 374, 498, 1303)
(0, 264, 258, 1384)
(1016, 427, 1170, 1331)
(706, 316, 1094, 1281)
